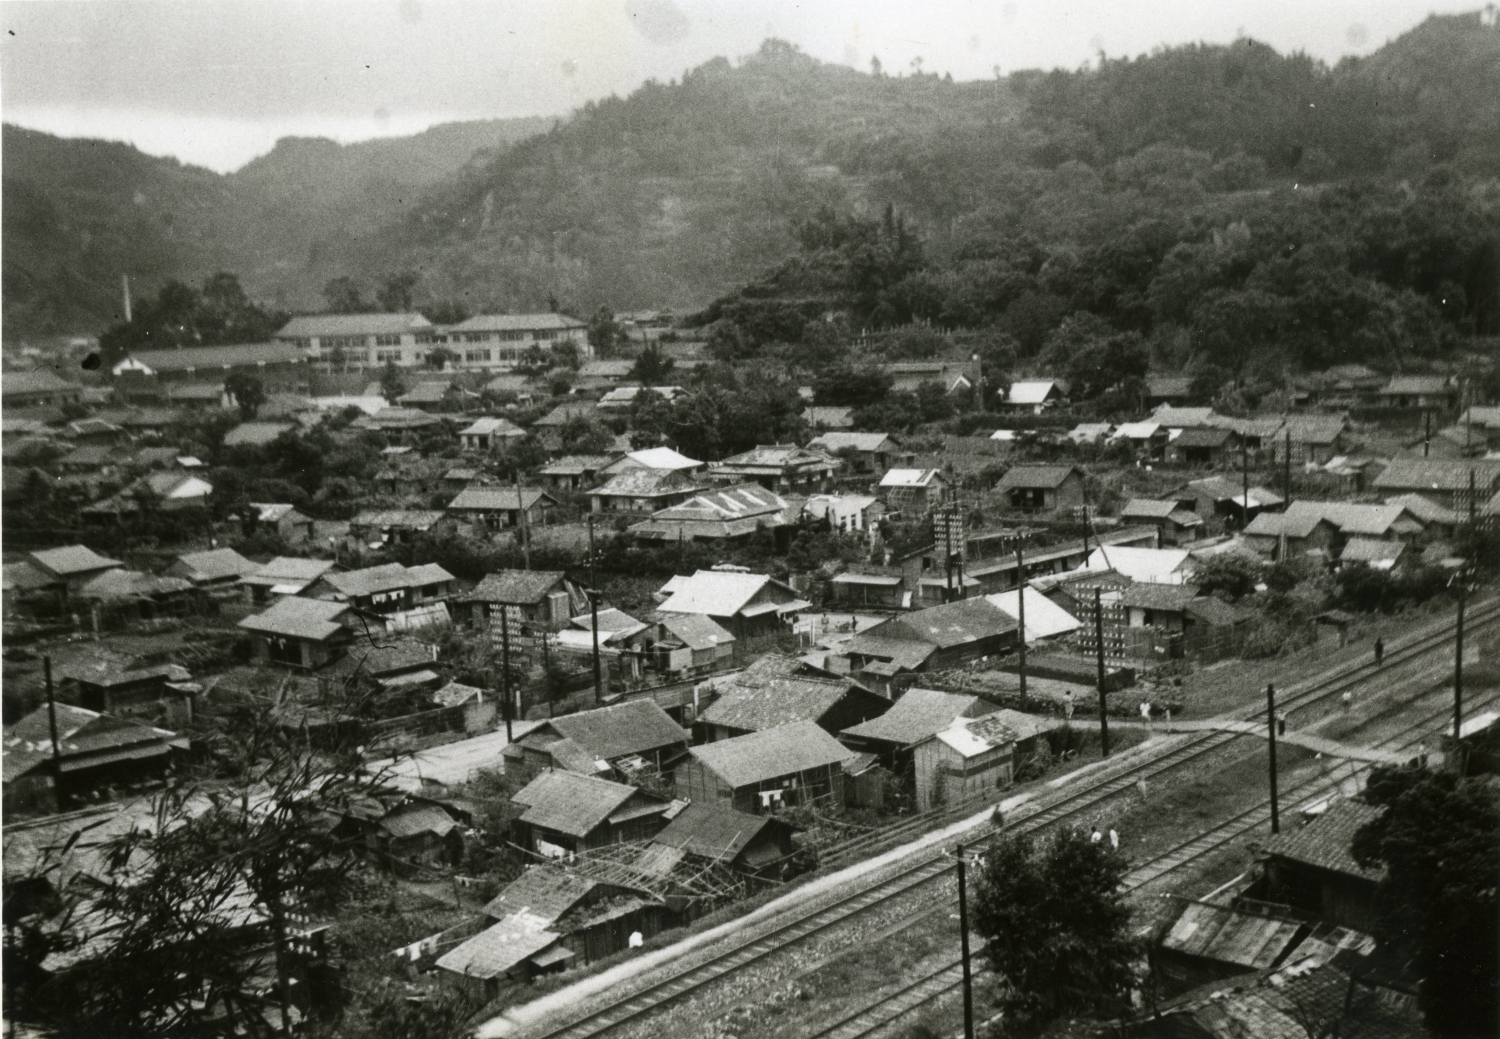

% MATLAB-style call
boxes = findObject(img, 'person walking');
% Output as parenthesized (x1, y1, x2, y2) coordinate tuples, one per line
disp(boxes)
(1109, 828, 1120, 850)
(1374, 637, 1385, 667)
(1090, 824, 1102, 843)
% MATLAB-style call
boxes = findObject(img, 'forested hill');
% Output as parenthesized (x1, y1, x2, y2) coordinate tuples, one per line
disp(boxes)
(1, 116, 550, 337)
(5, 11, 1499, 344)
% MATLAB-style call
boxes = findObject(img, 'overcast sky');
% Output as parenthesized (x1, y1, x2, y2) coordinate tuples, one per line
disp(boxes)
(0, 0, 1474, 173)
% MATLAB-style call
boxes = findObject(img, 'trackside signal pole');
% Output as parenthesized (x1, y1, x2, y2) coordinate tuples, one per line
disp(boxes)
(1016, 547, 1027, 710)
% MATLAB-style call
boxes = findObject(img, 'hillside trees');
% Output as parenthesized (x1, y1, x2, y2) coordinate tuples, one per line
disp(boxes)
(1352, 766, 1500, 1037)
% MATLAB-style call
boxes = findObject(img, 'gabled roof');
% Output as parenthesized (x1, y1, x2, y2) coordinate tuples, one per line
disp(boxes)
(1262, 799, 1385, 881)
(932, 712, 1020, 758)
(317, 562, 454, 599)
(447, 486, 555, 512)
(841, 687, 993, 748)
(223, 421, 295, 447)
(802, 406, 855, 428)
(449, 312, 586, 332)
(1110, 421, 1162, 440)
(277, 313, 432, 337)
(350, 509, 446, 531)
(540, 700, 687, 762)
(879, 468, 942, 488)
(3, 369, 78, 396)
(619, 446, 702, 471)
(649, 483, 790, 523)
(352, 407, 446, 430)
(435, 918, 559, 980)
(1068, 423, 1114, 443)
(1171, 426, 1233, 448)
(1339, 538, 1406, 565)
(1118, 583, 1203, 611)
(539, 454, 617, 476)
(459, 416, 526, 437)
(713, 444, 837, 471)
(1185, 476, 1284, 509)
(398, 382, 457, 405)
(533, 402, 599, 427)
(380, 802, 458, 839)
(995, 465, 1081, 490)
(1276, 500, 1422, 538)
(1086, 545, 1193, 584)
(28, 545, 123, 578)
(1121, 498, 1184, 520)
(590, 469, 700, 497)
(1459, 406, 1500, 430)
(657, 613, 736, 650)
(871, 597, 1018, 649)
(699, 655, 882, 733)
(1244, 510, 1333, 540)
(3, 704, 177, 782)
(983, 588, 1083, 642)
(807, 432, 894, 453)
(657, 570, 796, 618)
(1006, 380, 1065, 405)
(598, 385, 683, 406)
(652, 803, 780, 862)
(250, 503, 305, 523)
(171, 548, 259, 582)
(237, 597, 351, 641)
(511, 770, 650, 837)
(1380, 375, 1452, 395)
(687, 720, 853, 787)
(77, 569, 192, 602)
(243, 556, 336, 589)
(129, 341, 308, 373)
(1373, 458, 1500, 493)
(467, 569, 568, 605)
(1279, 414, 1348, 443)
(482, 868, 599, 923)
(1152, 406, 1216, 425)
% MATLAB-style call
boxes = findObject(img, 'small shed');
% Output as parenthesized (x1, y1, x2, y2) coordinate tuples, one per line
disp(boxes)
(1256, 799, 1385, 933)
(911, 713, 1018, 812)
(509, 770, 674, 856)
(995, 465, 1086, 514)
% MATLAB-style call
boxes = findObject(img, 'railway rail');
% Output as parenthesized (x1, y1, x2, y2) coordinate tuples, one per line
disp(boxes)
(510, 599, 1497, 1039)
(800, 685, 1500, 1039)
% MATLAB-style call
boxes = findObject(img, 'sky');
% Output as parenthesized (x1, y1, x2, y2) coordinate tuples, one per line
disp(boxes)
(0, 0, 1478, 174)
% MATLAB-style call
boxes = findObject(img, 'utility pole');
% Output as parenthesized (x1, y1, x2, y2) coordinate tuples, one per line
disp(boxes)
(44, 656, 61, 766)
(1081, 504, 1090, 560)
(1455, 570, 1466, 741)
(951, 843, 976, 1039)
(121, 274, 133, 323)
(1016, 547, 1028, 710)
(589, 586, 603, 706)
(587, 511, 598, 589)
(1267, 683, 1280, 835)
(513, 472, 531, 570)
(500, 609, 514, 742)
(1241, 436, 1250, 531)
(1424, 411, 1431, 458)
(1283, 428, 1292, 509)
(1095, 588, 1110, 758)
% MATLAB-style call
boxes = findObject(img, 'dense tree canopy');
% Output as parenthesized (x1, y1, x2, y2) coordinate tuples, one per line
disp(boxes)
(1352, 766, 1500, 1037)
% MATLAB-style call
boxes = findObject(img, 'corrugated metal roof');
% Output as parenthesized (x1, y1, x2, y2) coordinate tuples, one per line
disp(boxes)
(1162, 902, 1304, 969)
(651, 803, 775, 861)
(482, 868, 598, 922)
(278, 313, 432, 337)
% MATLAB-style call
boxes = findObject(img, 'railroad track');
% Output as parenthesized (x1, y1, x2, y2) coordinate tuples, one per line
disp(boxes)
(802, 686, 1500, 1039)
(820, 599, 1498, 870)
(512, 600, 1497, 1039)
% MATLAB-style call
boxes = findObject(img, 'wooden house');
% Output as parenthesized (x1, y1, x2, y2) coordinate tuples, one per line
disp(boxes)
(995, 465, 1086, 514)
(1255, 799, 1385, 933)
(501, 700, 689, 787)
(911, 713, 1019, 812)
(695, 654, 889, 742)
(237, 597, 355, 670)
(675, 720, 853, 814)
(509, 770, 674, 856)
(464, 569, 583, 632)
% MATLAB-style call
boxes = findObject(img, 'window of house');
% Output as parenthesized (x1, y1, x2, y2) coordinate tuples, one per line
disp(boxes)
(466, 349, 493, 364)
(375, 334, 402, 346)
(376, 349, 403, 364)
(502, 330, 526, 341)
(534, 330, 556, 341)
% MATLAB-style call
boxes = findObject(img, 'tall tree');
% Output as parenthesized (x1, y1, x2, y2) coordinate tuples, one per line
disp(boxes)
(971, 827, 1139, 1031)
(323, 276, 367, 314)
(379, 360, 407, 405)
(1352, 766, 1500, 1037)
(376, 271, 420, 313)
(223, 371, 266, 420)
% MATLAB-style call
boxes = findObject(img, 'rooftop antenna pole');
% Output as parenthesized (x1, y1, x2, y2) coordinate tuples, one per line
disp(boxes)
(1016, 547, 1028, 710)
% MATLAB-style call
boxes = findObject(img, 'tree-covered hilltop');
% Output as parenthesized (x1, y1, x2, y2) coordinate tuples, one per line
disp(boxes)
(4, 12, 1498, 347)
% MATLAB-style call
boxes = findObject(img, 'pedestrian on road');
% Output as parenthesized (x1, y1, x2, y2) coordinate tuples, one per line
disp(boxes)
(1342, 690, 1353, 711)
(1374, 638, 1384, 667)
(1136, 777, 1149, 802)
(1109, 828, 1120, 850)
(1090, 824, 1102, 843)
